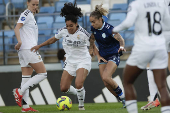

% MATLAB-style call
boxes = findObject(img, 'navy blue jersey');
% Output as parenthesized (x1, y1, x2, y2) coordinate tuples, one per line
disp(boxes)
(91, 22, 121, 57)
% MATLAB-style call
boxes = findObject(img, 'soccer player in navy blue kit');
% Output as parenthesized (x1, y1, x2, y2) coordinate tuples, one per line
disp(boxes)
(89, 4, 126, 108)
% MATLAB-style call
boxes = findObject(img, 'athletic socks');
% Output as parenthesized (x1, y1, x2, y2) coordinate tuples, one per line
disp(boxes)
(21, 75, 31, 108)
(161, 106, 170, 113)
(20, 73, 47, 93)
(76, 87, 85, 107)
(126, 100, 138, 113)
(114, 86, 125, 99)
(66, 85, 77, 95)
(147, 68, 158, 101)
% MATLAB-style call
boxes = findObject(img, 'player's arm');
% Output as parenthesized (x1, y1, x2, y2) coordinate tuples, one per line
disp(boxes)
(113, 1, 138, 32)
(31, 36, 59, 52)
(113, 33, 126, 52)
(93, 44, 107, 63)
(89, 33, 95, 56)
(14, 23, 23, 50)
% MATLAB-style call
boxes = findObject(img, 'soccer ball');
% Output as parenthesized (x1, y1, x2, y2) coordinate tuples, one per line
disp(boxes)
(56, 96, 72, 111)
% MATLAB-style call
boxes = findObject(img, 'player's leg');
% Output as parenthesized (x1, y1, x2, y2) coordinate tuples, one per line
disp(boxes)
(99, 64, 118, 97)
(60, 70, 75, 93)
(150, 49, 170, 113)
(168, 52, 170, 72)
(100, 61, 125, 107)
(141, 67, 160, 110)
(20, 67, 33, 110)
(152, 69, 170, 113)
(75, 68, 88, 110)
(123, 64, 143, 113)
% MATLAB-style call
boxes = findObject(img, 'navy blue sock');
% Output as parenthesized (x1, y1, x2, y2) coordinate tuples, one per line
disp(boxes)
(114, 86, 123, 96)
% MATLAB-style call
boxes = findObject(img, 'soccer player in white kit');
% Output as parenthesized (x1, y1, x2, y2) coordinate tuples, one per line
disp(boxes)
(112, 0, 170, 113)
(141, 0, 170, 110)
(31, 2, 91, 110)
(13, 0, 47, 112)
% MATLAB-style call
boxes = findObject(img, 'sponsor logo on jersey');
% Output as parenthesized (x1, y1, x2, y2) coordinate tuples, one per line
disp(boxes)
(77, 35, 80, 39)
(21, 17, 25, 21)
(102, 33, 106, 38)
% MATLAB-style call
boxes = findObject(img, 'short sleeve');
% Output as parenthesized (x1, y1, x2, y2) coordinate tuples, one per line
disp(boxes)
(17, 12, 29, 25)
(55, 29, 64, 39)
(107, 25, 114, 36)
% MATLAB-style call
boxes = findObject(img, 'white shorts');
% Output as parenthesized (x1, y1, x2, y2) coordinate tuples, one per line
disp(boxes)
(126, 49, 168, 70)
(164, 34, 170, 52)
(18, 50, 43, 67)
(63, 59, 91, 76)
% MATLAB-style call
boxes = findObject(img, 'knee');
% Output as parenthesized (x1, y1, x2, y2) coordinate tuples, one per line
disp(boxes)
(75, 82, 83, 89)
(102, 75, 109, 83)
(60, 84, 69, 92)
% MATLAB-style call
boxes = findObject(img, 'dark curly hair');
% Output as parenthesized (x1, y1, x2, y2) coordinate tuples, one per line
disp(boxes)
(60, 1, 83, 23)
(57, 49, 66, 60)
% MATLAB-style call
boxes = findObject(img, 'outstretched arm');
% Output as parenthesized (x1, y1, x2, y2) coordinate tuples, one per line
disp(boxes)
(31, 36, 59, 52)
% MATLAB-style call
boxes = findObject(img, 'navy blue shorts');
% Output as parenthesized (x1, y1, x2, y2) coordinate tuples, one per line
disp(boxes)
(98, 54, 120, 66)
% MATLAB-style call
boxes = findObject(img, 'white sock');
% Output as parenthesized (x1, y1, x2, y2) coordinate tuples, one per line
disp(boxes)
(66, 85, 77, 95)
(147, 68, 158, 101)
(76, 87, 85, 107)
(20, 73, 47, 93)
(21, 75, 31, 108)
(119, 92, 125, 99)
(126, 100, 138, 113)
(161, 106, 170, 113)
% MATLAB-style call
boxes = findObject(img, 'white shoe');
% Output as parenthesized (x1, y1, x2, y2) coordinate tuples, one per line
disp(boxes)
(79, 106, 85, 110)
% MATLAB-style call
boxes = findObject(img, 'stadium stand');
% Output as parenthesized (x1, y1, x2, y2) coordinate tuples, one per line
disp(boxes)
(0, 0, 134, 64)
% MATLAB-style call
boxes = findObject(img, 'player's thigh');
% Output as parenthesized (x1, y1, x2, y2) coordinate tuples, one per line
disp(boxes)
(123, 64, 143, 85)
(102, 61, 117, 78)
(150, 49, 168, 69)
(99, 64, 107, 77)
(29, 61, 46, 73)
(75, 68, 88, 85)
(152, 69, 167, 90)
(21, 67, 33, 75)
(60, 70, 74, 89)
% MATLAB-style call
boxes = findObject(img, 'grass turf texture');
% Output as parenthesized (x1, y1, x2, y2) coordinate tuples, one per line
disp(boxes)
(0, 102, 160, 113)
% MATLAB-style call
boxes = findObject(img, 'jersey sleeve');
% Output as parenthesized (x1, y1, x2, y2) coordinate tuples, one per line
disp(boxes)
(113, 1, 138, 32)
(17, 12, 30, 25)
(83, 29, 90, 46)
(108, 25, 114, 36)
(163, 1, 170, 31)
(55, 29, 64, 39)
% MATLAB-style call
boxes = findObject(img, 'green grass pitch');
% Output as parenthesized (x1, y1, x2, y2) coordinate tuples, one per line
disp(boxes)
(0, 102, 160, 113)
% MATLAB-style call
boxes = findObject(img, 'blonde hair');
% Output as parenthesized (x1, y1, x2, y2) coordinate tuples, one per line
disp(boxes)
(95, 3, 108, 16)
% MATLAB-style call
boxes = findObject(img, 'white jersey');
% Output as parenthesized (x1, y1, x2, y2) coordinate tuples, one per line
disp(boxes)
(113, 0, 170, 51)
(164, 0, 170, 35)
(17, 9, 38, 50)
(55, 26, 91, 64)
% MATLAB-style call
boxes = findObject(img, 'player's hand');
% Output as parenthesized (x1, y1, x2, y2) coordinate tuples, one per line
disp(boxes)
(15, 42, 22, 50)
(98, 56, 107, 63)
(31, 45, 40, 52)
(89, 48, 94, 57)
(118, 46, 126, 53)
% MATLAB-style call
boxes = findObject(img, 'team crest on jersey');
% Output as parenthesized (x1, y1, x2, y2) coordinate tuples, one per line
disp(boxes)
(94, 32, 96, 34)
(102, 33, 106, 38)
(77, 35, 80, 39)
(21, 17, 25, 21)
